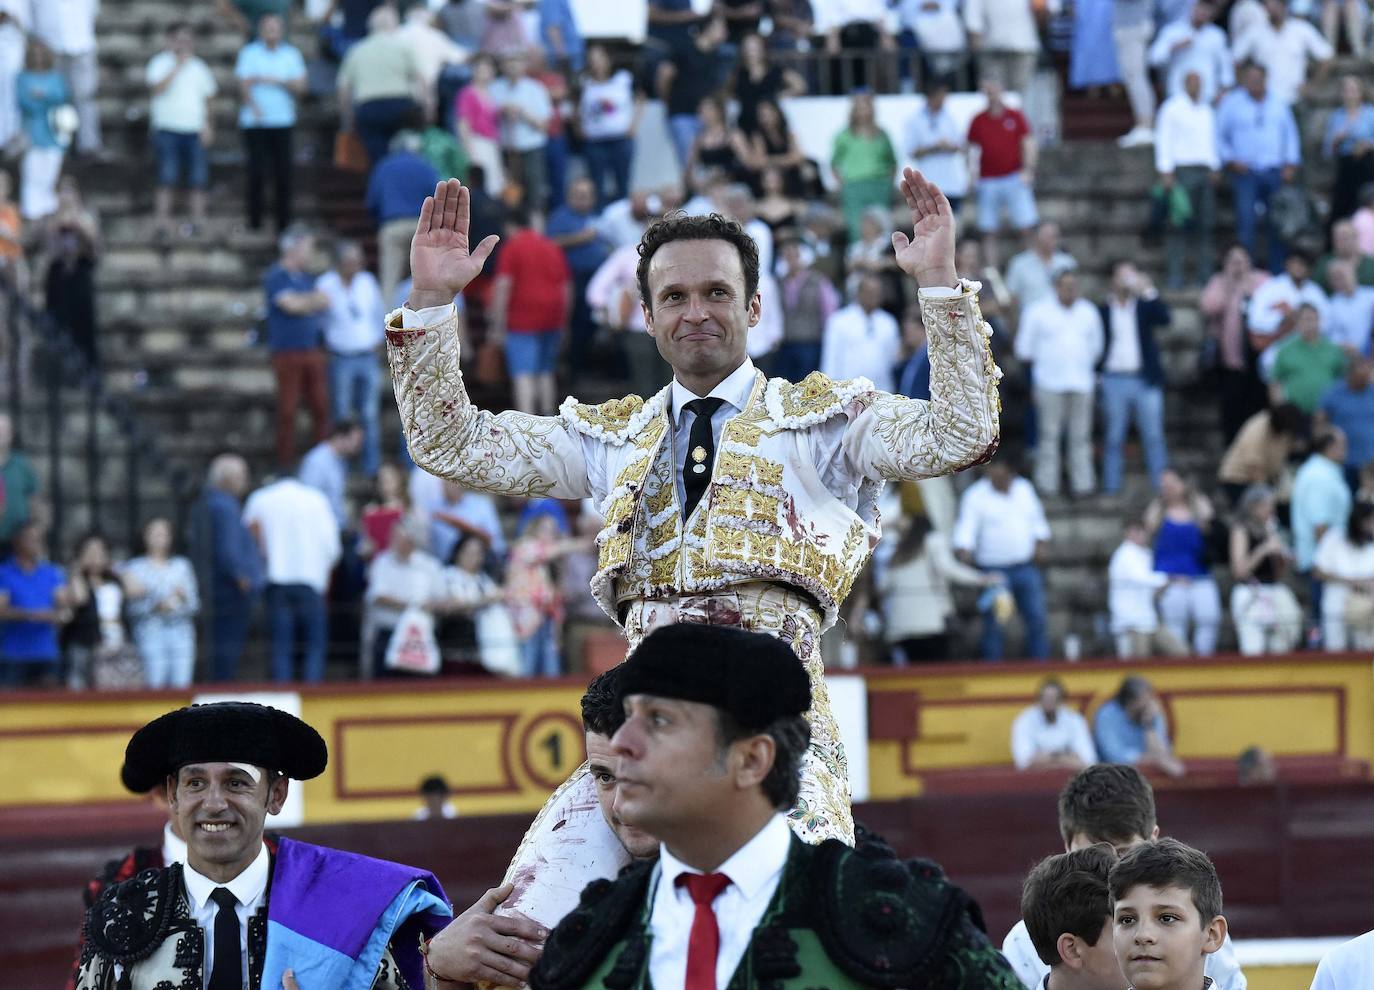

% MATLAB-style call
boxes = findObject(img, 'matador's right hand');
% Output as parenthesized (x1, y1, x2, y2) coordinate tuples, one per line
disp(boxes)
(409, 178, 501, 311)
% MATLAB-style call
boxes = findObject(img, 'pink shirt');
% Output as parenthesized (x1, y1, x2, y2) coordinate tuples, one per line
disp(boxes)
(1355, 207, 1374, 256)
(456, 84, 499, 141)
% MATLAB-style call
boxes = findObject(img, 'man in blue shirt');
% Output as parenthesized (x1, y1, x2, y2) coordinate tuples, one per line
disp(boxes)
(1318, 358, 1374, 490)
(546, 177, 611, 383)
(299, 420, 364, 525)
(366, 129, 440, 306)
(1093, 675, 1185, 777)
(235, 13, 306, 232)
(0, 521, 69, 688)
(1216, 62, 1302, 273)
(538, 0, 585, 72)
(264, 224, 331, 469)
(187, 453, 264, 681)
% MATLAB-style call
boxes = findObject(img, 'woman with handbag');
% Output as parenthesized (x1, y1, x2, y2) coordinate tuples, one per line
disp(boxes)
(124, 518, 200, 689)
(364, 514, 446, 677)
(440, 532, 521, 675)
(1229, 483, 1304, 655)
(63, 532, 139, 690)
(1315, 501, 1374, 651)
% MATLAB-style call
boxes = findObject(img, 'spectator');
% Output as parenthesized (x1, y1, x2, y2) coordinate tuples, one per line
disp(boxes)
(337, 6, 424, 167)
(1318, 358, 1374, 488)
(537, 0, 584, 71)
(455, 56, 505, 196)
(0, 413, 36, 546)
(480, 0, 532, 55)
(830, 91, 897, 242)
(587, 241, 662, 398)
(317, 239, 385, 475)
(744, 100, 816, 201)
(843, 205, 900, 305)
(234, 13, 306, 234)
(1017, 846, 1122, 990)
(820, 274, 901, 393)
(1155, 70, 1220, 289)
(1011, 678, 1097, 770)
(1231, 0, 1333, 108)
(1148, 0, 1234, 104)
(903, 80, 968, 216)
(0, 520, 67, 688)
(1218, 403, 1307, 504)
(1294, 426, 1354, 574)
(732, 33, 805, 137)
(1324, 76, 1374, 225)
(558, 509, 610, 667)
(546, 177, 611, 381)
(397, 6, 468, 105)
(299, 420, 365, 527)
(440, 532, 520, 674)
(1229, 482, 1303, 654)
(1072, 0, 1120, 98)
(29, 0, 99, 155)
(365, 514, 446, 677)
(952, 461, 1052, 660)
(1145, 468, 1223, 656)
(1315, 502, 1374, 651)
(124, 518, 200, 690)
(415, 775, 457, 819)
(490, 50, 552, 214)
(962, 0, 1041, 95)
(215, 0, 289, 34)
(1270, 304, 1347, 413)
(814, 0, 896, 93)
(0, 169, 21, 279)
(145, 22, 216, 239)
(1237, 744, 1278, 784)
(16, 39, 68, 222)
(1216, 62, 1301, 274)
(1322, 260, 1374, 356)
(1315, 220, 1374, 290)
(63, 532, 132, 691)
(359, 463, 409, 559)
(527, 47, 571, 212)
(243, 471, 342, 683)
(686, 98, 751, 194)
(767, 0, 817, 52)
(578, 44, 639, 209)
(430, 480, 506, 564)
(0, 3, 27, 153)
(967, 80, 1038, 263)
(755, 165, 804, 234)
(878, 512, 1000, 663)
(187, 454, 261, 681)
(1017, 268, 1103, 498)
(1246, 250, 1328, 352)
(1200, 244, 1271, 441)
(1005, 222, 1075, 313)
(42, 176, 101, 368)
(772, 231, 840, 382)
(1110, 518, 1187, 658)
(1098, 260, 1170, 493)
(656, 16, 726, 170)
(896, 301, 931, 400)
(490, 205, 572, 415)
(1112, 0, 1158, 148)
(1093, 675, 1185, 777)
(264, 224, 331, 469)
(507, 513, 578, 677)
(366, 130, 441, 305)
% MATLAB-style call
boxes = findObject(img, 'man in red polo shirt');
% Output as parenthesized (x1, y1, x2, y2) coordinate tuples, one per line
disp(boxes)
(967, 78, 1039, 264)
(491, 205, 574, 414)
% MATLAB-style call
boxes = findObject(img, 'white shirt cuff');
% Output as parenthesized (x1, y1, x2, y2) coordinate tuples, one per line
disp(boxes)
(918, 278, 980, 298)
(399, 303, 457, 329)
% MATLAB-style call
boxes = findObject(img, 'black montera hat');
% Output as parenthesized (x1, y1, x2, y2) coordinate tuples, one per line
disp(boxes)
(120, 701, 328, 793)
(616, 623, 811, 729)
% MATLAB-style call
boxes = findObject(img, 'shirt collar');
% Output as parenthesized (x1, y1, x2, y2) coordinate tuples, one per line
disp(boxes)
(182, 842, 271, 914)
(163, 823, 189, 867)
(670, 358, 756, 429)
(659, 813, 792, 902)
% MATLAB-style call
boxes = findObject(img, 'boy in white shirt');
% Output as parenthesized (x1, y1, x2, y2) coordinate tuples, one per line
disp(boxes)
(1109, 519, 1187, 658)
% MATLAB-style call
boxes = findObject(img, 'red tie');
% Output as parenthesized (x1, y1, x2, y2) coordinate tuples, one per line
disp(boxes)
(677, 872, 732, 990)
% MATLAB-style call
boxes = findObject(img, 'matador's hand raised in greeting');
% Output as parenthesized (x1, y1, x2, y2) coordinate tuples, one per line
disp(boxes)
(409, 178, 501, 311)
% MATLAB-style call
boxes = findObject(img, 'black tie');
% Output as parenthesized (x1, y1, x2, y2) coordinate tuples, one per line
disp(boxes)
(209, 887, 242, 990)
(682, 397, 725, 519)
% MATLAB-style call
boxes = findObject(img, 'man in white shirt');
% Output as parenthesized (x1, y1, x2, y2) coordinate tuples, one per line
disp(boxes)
(1230, 0, 1333, 106)
(820, 274, 902, 394)
(318, 239, 386, 475)
(242, 475, 342, 682)
(1097, 261, 1171, 493)
(903, 80, 969, 212)
(1313, 929, 1374, 990)
(897, 0, 967, 81)
(1148, 0, 1234, 103)
(1016, 268, 1104, 497)
(1246, 250, 1329, 365)
(30, 0, 101, 154)
(962, 0, 1041, 94)
(1010, 677, 1097, 770)
(953, 461, 1052, 659)
(1155, 70, 1221, 289)
(1109, 519, 1187, 658)
(145, 21, 218, 238)
(0, 1, 27, 150)
(526, 623, 1022, 989)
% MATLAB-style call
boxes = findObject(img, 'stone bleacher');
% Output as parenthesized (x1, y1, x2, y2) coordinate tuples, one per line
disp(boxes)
(28, 4, 1373, 656)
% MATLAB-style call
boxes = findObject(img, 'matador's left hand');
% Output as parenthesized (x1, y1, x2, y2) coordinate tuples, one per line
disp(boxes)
(891, 167, 959, 290)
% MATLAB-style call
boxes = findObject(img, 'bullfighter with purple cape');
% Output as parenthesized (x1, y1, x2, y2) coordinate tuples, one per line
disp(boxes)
(72, 702, 451, 990)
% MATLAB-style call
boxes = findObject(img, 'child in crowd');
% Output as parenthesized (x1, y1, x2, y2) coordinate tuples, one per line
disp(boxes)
(1021, 844, 1126, 990)
(1109, 839, 1228, 990)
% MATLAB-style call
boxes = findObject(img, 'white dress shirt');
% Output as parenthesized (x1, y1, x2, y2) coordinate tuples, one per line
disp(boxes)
(1245, 273, 1330, 337)
(952, 477, 1051, 567)
(318, 269, 386, 354)
(962, 0, 1040, 54)
(183, 843, 270, 990)
(1312, 928, 1374, 990)
(649, 814, 792, 990)
(811, 0, 894, 33)
(903, 103, 969, 198)
(1014, 296, 1104, 393)
(1154, 92, 1222, 174)
(1148, 20, 1234, 102)
(1108, 539, 1168, 633)
(820, 304, 902, 394)
(366, 549, 445, 627)
(1104, 297, 1144, 374)
(670, 357, 759, 511)
(1010, 704, 1097, 769)
(242, 479, 342, 592)
(897, 0, 966, 54)
(163, 822, 189, 866)
(1230, 18, 1333, 106)
(30, 0, 98, 54)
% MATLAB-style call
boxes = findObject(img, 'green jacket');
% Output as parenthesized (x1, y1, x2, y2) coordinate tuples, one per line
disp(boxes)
(529, 835, 1022, 990)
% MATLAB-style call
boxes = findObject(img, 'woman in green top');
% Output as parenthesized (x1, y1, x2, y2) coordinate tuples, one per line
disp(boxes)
(829, 92, 896, 242)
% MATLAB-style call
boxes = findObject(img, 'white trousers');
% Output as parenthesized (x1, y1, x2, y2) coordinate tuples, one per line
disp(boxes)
(20, 146, 63, 220)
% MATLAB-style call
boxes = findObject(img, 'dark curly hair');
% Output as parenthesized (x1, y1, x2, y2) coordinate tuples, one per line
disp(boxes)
(1057, 763, 1157, 848)
(635, 212, 760, 316)
(581, 665, 627, 737)
(714, 710, 811, 810)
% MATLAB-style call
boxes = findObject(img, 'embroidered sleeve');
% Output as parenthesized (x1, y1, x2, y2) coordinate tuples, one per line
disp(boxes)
(840, 281, 1002, 482)
(385, 308, 596, 498)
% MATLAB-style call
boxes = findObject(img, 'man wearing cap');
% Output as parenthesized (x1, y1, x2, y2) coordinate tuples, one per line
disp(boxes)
(73, 702, 451, 990)
(391, 166, 1000, 956)
(528, 623, 1021, 990)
